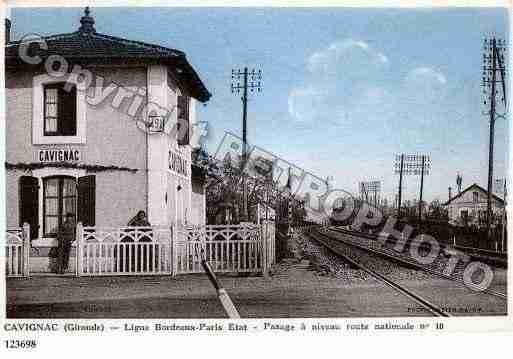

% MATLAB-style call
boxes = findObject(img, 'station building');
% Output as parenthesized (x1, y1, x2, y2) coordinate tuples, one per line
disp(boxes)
(443, 183, 505, 227)
(5, 8, 211, 257)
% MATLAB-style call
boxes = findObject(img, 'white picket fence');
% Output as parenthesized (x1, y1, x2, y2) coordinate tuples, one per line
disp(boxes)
(173, 224, 264, 274)
(261, 220, 276, 267)
(79, 226, 173, 276)
(5, 224, 30, 277)
(77, 223, 274, 277)
(5, 223, 275, 277)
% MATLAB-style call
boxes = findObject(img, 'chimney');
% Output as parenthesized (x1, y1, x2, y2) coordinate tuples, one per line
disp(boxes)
(5, 17, 11, 44)
(78, 7, 96, 34)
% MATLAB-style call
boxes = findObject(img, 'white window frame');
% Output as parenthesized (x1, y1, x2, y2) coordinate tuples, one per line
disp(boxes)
(33, 73, 87, 144)
(31, 167, 86, 246)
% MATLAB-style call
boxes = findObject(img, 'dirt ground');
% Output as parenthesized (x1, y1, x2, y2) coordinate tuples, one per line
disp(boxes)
(6, 255, 506, 318)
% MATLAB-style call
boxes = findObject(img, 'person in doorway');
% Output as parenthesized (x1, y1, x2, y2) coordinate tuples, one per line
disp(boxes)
(125, 210, 155, 272)
(57, 213, 76, 274)
(128, 210, 151, 227)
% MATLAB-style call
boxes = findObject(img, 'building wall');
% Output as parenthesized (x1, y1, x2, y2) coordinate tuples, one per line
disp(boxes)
(446, 187, 504, 224)
(165, 72, 195, 226)
(191, 179, 206, 226)
(6, 63, 207, 236)
(5, 170, 23, 228)
(5, 66, 148, 233)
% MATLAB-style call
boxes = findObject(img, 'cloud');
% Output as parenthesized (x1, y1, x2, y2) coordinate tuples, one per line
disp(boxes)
(287, 86, 324, 122)
(406, 67, 447, 84)
(289, 39, 390, 123)
(402, 67, 448, 107)
(288, 38, 448, 134)
(306, 39, 389, 75)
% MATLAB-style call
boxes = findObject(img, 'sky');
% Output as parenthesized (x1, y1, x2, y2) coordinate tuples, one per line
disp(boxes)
(9, 6, 510, 204)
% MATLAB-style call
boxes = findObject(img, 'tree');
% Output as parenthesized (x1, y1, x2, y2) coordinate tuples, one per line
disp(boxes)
(427, 199, 448, 220)
(193, 148, 306, 225)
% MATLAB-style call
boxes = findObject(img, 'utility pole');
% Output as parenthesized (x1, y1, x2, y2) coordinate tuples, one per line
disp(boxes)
(418, 155, 426, 233)
(502, 179, 507, 251)
(231, 68, 262, 222)
(286, 167, 293, 235)
(360, 180, 381, 208)
(394, 154, 405, 218)
(360, 182, 368, 202)
(395, 154, 431, 225)
(482, 37, 507, 239)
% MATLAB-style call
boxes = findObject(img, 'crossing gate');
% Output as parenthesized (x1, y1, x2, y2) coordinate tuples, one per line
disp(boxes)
(257, 203, 276, 267)
(5, 224, 30, 277)
(174, 224, 264, 274)
(76, 223, 274, 276)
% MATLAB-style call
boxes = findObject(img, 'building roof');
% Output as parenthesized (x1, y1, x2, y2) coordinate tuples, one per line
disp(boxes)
(442, 183, 505, 206)
(5, 7, 211, 102)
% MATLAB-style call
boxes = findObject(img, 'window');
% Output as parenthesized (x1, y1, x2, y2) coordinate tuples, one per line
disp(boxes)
(43, 176, 77, 237)
(32, 74, 87, 144)
(472, 191, 479, 204)
(177, 95, 190, 145)
(478, 210, 486, 224)
(44, 83, 77, 136)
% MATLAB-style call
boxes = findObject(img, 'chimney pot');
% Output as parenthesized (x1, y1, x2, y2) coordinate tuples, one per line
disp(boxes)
(78, 6, 96, 34)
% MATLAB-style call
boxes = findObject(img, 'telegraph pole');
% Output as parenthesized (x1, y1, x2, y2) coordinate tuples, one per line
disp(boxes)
(502, 179, 507, 251)
(394, 154, 405, 218)
(286, 167, 293, 235)
(395, 154, 431, 223)
(231, 68, 262, 222)
(486, 39, 497, 239)
(418, 155, 426, 233)
(360, 180, 381, 207)
(482, 37, 506, 239)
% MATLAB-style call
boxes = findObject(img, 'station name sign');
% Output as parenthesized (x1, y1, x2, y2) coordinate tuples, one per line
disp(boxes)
(38, 148, 80, 163)
(169, 150, 188, 176)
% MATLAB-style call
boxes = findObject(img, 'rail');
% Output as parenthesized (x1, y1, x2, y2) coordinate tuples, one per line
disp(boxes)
(325, 227, 507, 299)
(308, 229, 449, 317)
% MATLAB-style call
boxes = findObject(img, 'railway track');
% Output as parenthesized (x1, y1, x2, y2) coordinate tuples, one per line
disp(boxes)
(307, 229, 450, 317)
(305, 226, 507, 316)
(326, 226, 507, 299)
(333, 226, 507, 267)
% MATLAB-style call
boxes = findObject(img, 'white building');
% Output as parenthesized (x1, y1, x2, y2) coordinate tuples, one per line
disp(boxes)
(443, 183, 505, 227)
(5, 8, 210, 272)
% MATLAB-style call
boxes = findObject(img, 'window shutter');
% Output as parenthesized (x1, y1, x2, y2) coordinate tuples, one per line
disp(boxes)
(19, 176, 39, 240)
(77, 175, 95, 226)
(59, 85, 77, 136)
(177, 95, 189, 146)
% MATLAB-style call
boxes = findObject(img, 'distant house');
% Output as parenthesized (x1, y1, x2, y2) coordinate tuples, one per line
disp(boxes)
(443, 183, 505, 227)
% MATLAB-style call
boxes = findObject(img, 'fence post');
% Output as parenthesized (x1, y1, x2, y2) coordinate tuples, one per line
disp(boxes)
(22, 223, 30, 277)
(171, 226, 177, 276)
(261, 224, 268, 276)
(76, 222, 83, 277)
